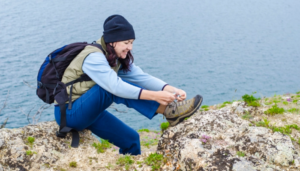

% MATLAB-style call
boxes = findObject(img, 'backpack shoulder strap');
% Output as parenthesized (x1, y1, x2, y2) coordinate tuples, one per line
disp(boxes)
(91, 41, 105, 54)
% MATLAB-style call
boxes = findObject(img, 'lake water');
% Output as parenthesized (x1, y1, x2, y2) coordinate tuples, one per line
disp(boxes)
(1, 0, 300, 131)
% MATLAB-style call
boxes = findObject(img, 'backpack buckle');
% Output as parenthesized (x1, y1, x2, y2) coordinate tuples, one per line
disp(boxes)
(56, 131, 67, 138)
(38, 81, 43, 88)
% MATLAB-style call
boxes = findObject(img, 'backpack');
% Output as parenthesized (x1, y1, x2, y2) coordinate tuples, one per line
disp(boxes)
(37, 41, 104, 147)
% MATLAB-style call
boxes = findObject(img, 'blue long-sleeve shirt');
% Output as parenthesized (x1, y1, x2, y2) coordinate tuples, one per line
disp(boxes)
(82, 52, 167, 99)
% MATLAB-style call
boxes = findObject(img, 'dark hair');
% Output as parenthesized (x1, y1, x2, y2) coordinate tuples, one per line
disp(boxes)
(106, 43, 134, 73)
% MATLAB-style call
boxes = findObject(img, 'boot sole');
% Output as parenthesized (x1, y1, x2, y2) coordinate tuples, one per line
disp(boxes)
(168, 95, 203, 127)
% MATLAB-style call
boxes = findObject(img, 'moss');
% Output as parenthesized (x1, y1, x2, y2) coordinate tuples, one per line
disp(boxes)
(184, 117, 189, 120)
(293, 100, 298, 104)
(69, 161, 77, 167)
(296, 91, 300, 94)
(204, 108, 209, 111)
(283, 101, 288, 105)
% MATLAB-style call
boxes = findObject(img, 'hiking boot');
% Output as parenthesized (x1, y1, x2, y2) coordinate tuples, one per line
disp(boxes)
(163, 95, 203, 127)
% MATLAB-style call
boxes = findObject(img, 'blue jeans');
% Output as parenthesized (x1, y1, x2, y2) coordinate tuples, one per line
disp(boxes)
(54, 83, 160, 155)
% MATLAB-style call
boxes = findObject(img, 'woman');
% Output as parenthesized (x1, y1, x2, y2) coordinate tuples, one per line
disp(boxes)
(55, 14, 203, 155)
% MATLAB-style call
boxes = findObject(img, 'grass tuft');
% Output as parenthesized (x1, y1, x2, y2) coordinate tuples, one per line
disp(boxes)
(236, 151, 245, 157)
(26, 150, 37, 156)
(242, 93, 261, 107)
(287, 108, 299, 113)
(242, 113, 252, 120)
(160, 122, 169, 132)
(92, 139, 111, 153)
(264, 104, 285, 115)
(144, 153, 165, 171)
(69, 161, 77, 167)
(138, 128, 150, 133)
(116, 155, 134, 171)
(282, 101, 288, 105)
(201, 105, 209, 109)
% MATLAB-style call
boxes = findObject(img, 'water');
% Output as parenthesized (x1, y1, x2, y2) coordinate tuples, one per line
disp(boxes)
(1, 0, 300, 130)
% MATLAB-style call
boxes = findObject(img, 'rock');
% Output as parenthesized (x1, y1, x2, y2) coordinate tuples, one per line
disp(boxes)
(232, 158, 256, 171)
(231, 101, 240, 109)
(0, 138, 4, 148)
(235, 105, 245, 114)
(157, 108, 299, 170)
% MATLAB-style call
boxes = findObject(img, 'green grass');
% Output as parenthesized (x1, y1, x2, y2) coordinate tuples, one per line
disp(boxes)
(144, 153, 165, 171)
(283, 101, 288, 105)
(138, 128, 150, 133)
(264, 104, 285, 115)
(223, 101, 232, 105)
(296, 91, 300, 94)
(116, 155, 134, 171)
(184, 117, 189, 120)
(141, 136, 159, 148)
(255, 119, 300, 136)
(287, 108, 300, 113)
(236, 151, 245, 157)
(160, 122, 169, 132)
(218, 104, 226, 109)
(242, 113, 252, 120)
(204, 108, 209, 111)
(293, 100, 298, 104)
(69, 161, 77, 167)
(26, 150, 37, 156)
(255, 118, 270, 127)
(201, 105, 209, 109)
(27, 136, 35, 148)
(92, 139, 111, 153)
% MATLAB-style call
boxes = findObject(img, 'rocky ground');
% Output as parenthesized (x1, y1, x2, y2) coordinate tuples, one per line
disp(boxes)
(0, 92, 300, 171)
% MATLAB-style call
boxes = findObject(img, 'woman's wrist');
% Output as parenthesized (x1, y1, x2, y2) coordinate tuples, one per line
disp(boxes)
(139, 89, 156, 101)
(163, 85, 177, 93)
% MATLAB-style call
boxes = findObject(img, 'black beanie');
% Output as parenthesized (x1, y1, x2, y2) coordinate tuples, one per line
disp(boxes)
(103, 15, 135, 43)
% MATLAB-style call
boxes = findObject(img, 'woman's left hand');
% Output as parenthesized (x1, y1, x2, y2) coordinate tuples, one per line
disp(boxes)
(175, 89, 186, 102)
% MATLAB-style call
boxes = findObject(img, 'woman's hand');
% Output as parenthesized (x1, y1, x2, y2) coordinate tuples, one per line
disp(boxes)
(162, 85, 187, 102)
(154, 91, 176, 105)
(139, 90, 175, 105)
(175, 89, 186, 102)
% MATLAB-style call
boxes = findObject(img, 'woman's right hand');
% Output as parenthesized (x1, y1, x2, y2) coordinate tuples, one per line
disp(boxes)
(140, 90, 175, 105)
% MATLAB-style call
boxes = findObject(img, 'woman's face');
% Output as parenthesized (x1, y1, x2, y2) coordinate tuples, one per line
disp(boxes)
(110, 39, 134, 59)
